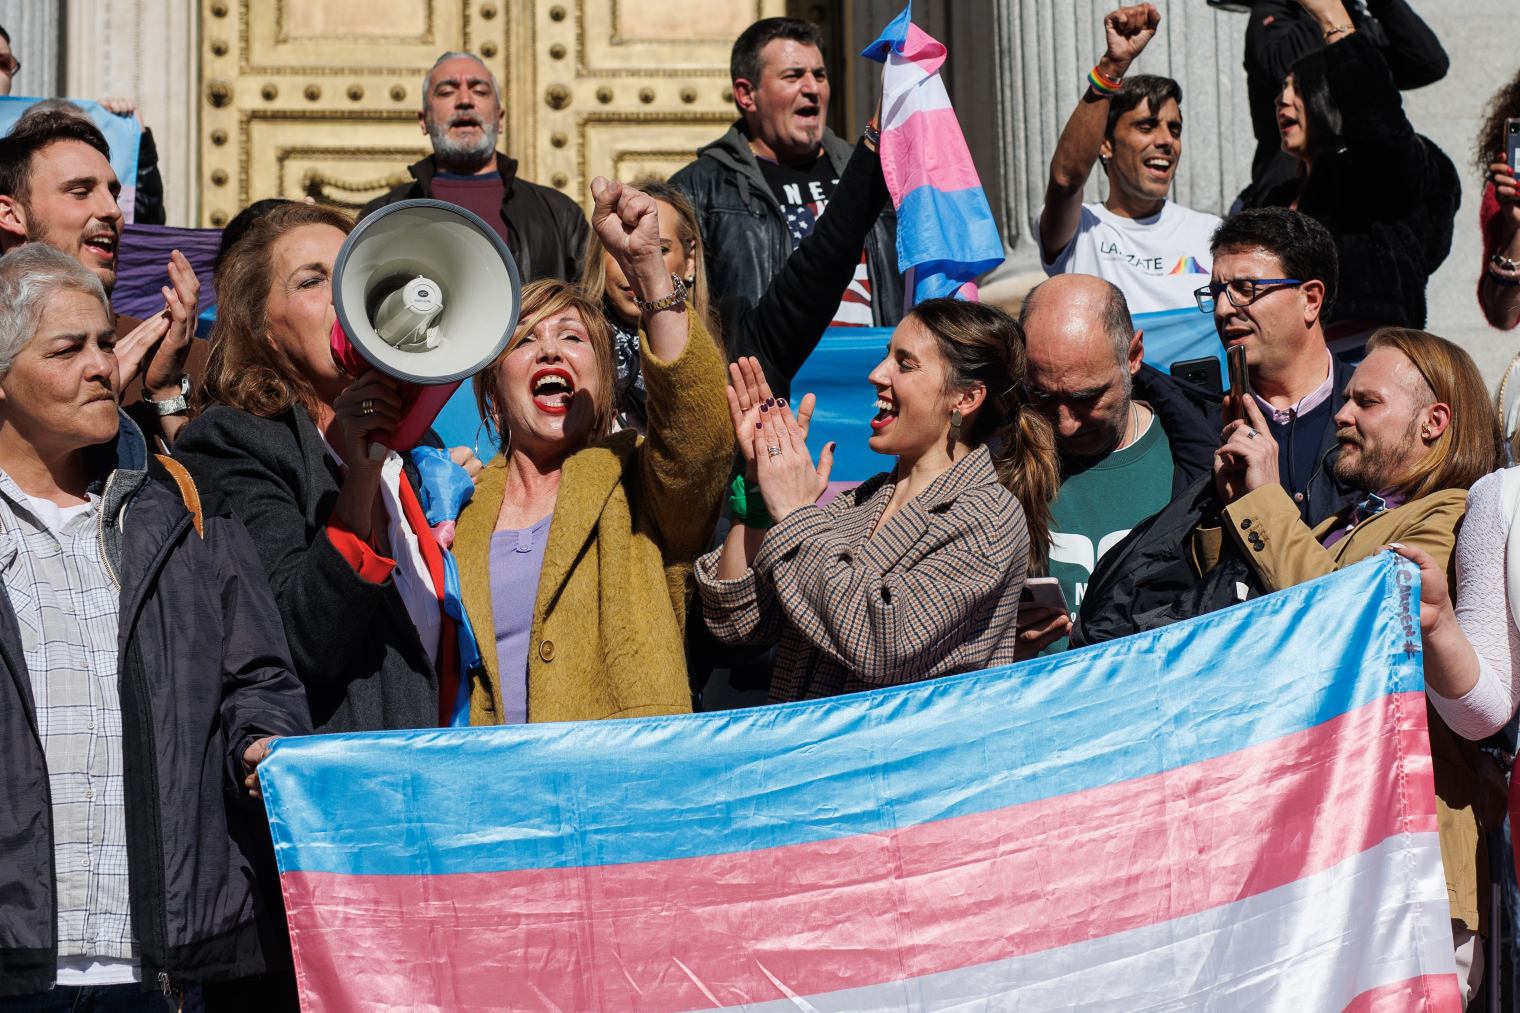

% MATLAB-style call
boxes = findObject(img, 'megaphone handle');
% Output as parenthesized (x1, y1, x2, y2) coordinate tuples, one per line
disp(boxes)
(367, 441, 388, 462)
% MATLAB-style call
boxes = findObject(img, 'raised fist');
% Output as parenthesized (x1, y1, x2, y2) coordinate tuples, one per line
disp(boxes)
(1102, 4, 1161, 70)
(589, 176, 662, 271)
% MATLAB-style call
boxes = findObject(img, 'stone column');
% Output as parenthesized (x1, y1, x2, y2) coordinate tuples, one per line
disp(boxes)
(64, 0, 200, 226)
(5, 0, 64, 99)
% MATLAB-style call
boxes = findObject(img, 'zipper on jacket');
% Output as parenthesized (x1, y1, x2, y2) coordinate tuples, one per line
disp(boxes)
(95, 471, 120, 590)
(125, 635, 173, 982)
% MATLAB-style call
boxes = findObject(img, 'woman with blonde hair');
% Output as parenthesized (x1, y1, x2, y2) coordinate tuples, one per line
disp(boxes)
(451, 178, 731, 724)
(698, 299, 1058, 702)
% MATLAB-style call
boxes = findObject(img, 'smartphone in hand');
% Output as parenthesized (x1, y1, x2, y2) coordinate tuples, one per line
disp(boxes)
(1226, 344, 1250, 424)
(1506, 118, 1520, 175)
(1019, 576, 1069, 616)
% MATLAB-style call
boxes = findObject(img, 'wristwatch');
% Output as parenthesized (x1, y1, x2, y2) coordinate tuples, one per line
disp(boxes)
(144, 375, 191, 416)
(633, 273, 689, 314)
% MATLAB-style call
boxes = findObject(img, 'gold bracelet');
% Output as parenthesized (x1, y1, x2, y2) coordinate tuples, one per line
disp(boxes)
(1323, 23, 1353, 41)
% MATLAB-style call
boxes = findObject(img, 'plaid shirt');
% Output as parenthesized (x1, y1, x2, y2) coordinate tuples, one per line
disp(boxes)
(0, 470, 132, 962)
(697, 445, 1029, 701)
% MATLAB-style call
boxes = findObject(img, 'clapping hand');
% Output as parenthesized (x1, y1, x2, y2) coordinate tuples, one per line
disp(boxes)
(726, 356, 816, 478)
(752, 395, 835, 523)
(115, 250, 201, 400)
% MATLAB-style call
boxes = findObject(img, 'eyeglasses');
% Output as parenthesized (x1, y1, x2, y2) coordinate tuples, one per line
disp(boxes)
(0, 53, 18, 77)
(1194, 277, 1303, 313)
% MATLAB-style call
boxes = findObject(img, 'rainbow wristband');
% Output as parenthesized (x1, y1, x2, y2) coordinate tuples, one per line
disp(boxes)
(1087, 66, 1122, 97)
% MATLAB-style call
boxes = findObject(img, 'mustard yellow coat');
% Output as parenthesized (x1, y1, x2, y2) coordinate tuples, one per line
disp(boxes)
(454, 322, 732, 723)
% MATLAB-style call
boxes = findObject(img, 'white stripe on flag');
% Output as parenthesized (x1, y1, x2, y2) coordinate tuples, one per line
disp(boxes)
(881, 51, 952, 133)
(696, 831, 1454, 1012)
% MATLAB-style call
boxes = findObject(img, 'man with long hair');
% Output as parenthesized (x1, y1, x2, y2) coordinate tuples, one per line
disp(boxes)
(1201, 325, 1503, 1007)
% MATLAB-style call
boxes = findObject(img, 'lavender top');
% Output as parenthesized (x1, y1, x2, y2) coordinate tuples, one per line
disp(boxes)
(488, 515, 552, 724)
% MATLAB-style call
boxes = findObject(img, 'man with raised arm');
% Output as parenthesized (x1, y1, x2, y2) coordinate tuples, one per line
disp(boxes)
(1038, 3, 1220, 333)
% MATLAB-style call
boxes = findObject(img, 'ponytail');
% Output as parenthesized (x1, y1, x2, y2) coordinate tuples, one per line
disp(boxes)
(990, 400, 1058, 571)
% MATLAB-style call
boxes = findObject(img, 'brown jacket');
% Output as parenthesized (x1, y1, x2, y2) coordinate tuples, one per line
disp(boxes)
(454, 321, 730, 724)
(1199, 482, 1485, 932)
(697, 444, 1030, 702)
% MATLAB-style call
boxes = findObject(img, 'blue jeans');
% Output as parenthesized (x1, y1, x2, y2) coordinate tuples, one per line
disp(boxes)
(0, 984, 170, 1013)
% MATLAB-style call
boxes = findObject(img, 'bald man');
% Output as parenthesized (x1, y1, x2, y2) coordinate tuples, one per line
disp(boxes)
(1015, 274, 1220, 654)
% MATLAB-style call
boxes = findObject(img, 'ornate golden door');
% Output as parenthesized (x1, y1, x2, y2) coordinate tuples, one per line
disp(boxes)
(198, 0, 784, 227)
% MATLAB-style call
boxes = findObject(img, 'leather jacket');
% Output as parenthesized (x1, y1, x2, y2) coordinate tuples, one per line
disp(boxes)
(670, 123, 903, 327)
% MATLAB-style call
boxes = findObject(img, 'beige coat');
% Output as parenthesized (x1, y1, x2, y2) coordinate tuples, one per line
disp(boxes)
(454, 322, 731, 724)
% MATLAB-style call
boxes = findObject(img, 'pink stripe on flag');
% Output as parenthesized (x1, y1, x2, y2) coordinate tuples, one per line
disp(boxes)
(879, 106, 983, 199)
(281, 693, 1435, 1011)
(1342, 975, 1463, 1011)
(901, 22, 947, 76)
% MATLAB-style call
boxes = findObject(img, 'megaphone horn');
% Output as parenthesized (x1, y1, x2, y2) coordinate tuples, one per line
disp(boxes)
(330, 198, 522, 457)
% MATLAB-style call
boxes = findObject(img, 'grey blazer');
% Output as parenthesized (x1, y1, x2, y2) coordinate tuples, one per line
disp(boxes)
(696, 444, 1030, 702)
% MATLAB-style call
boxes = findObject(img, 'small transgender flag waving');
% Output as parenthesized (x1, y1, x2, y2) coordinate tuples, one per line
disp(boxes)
(863, 3, 1004, 304)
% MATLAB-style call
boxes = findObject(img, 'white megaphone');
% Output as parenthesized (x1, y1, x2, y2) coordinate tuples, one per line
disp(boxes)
(330, 198, 521, 457)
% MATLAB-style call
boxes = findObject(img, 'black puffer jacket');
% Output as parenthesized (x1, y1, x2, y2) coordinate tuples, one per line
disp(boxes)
(0, 416, 310, 997)
(360, 152, 589, 284)
(671, 123, 904, 328)
(1073, 358, 1359, 645)
(176, 405, 441, 733)
(1132, 363, 1221, 497)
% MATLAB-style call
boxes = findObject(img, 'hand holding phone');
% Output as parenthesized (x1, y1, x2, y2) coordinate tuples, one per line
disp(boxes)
(1506, 118, 1520, 184)
(1226, 344, 1250, 424)
(1019, 576, 1069, 615)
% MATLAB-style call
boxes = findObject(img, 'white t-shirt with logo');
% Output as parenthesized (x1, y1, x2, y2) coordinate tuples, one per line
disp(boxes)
(1037, 200, 1221, 315)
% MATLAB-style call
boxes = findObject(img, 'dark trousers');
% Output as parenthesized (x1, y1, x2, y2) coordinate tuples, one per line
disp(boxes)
(0, 985, 170, 1013)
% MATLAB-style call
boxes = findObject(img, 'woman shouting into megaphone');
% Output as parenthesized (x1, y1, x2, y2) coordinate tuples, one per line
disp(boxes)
(447, 178, 733, 724)
(177, 201, 465, 735)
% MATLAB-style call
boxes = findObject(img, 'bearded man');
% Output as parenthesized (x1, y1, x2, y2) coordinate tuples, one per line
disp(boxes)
(1193, 324, 1502, 1007)
(360, 51, 589, 283)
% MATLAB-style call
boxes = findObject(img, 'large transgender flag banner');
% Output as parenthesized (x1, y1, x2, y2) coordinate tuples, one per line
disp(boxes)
(260, 555, 1458, 1010)
(863, 5, 1003, 304)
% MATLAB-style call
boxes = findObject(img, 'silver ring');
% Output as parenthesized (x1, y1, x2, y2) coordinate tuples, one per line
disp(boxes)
(1246, 428, 1257, 440)
(361, 399, 375, 417)
(766, 445, 783, 457)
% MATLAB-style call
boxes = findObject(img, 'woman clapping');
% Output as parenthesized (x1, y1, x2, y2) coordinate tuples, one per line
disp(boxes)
(698, 300, 1059, 702)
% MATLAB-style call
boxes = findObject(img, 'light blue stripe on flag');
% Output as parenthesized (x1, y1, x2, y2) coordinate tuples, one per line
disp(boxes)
(896, 184, 1004, 302)
(261, 557, 1421, 877)
(1136, 305, 1225, 376)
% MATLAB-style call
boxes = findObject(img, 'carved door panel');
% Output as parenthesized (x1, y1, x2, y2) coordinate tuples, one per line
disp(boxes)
(198, 0, 783, 228)
(198, 0, 512, 226)
(527, 0, 784, 211)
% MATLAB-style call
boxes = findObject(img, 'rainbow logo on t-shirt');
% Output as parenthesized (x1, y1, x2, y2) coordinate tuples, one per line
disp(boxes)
(1168, 256, 1208, 275)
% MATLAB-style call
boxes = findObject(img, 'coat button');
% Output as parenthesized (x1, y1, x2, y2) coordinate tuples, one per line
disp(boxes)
(1293, 492, 1305, 503)
(539, 639, 556, 662)
(1240, 519, 1252, 530)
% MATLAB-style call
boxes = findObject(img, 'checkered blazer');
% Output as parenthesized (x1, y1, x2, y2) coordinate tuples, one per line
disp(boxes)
(697, 444, 1030, 701)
